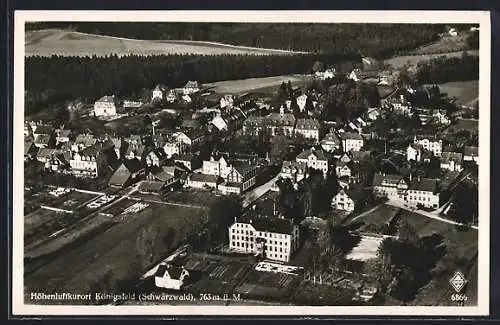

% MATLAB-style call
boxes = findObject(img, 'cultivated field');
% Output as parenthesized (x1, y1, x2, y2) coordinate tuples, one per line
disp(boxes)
(25, 29, 305, 57)
(434, 80, 479, 106)
(446, 117, 479, 133)
(205, 75, 309, 95)
(25, 201, 208, 296)
(385, 50, 479, 69)
(409, 35, 471, 56)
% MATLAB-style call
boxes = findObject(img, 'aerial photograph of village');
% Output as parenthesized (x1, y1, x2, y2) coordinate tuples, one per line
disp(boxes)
(22, 21, 480, 307)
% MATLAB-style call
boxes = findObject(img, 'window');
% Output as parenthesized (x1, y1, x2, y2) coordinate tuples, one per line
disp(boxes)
(232, 235, 235, 240)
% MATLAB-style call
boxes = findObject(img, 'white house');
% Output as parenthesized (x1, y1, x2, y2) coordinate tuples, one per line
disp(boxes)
(407, 143, 422, 162)
(440, 152, 463, 172)
(202, 154, 233, 179)
(407, 177, 440, 209)
(372, 173, 408, 200)
(331, 188, 355, 212)
(220, 95, 234, 109)
(348, 69, 361, 82)
(320, 130, 341, 153)
(186, 173, 221, 190)
(296, 147, 329, 175)
(296, 94, 308, 112)
(295, 118, 321, 141)
(341, 132, 364, 152)
(322, 68, 336, 80)
(182, 81, 200, 95)
(152, 85, 166, 102)
(94, 95, 117, 117)
(414, 136, 442, 157)
(280, 161, 308, 183)
(463, 146, 479, 165)
(154, 264, 190, 290)
(335, 161, 352, 178)
(229, 215, 300, 262)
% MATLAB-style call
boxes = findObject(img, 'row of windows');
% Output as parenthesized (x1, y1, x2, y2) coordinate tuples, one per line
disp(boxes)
(409, 196, 433, 202)
(264, 245, 287, 253)
(231, 241, 254, 249)
(267, 253, 286, 260)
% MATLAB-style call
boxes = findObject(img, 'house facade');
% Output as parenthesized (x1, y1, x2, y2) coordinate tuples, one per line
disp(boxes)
(372, 173, 408, 200)
(407, 143, 422, 162)
(154, 264, 190, 290)
(94, 95, 117, 117)
(414, 136, 442, 157)
(296, 148, 329, 175)
(321, 130, 341, 152)
(280, 161, 308, 183)
(406, 177, 440, 209)
(69, 145, 106, 178)
(295, 118, 321, 141)
(182, 81, 200, 95)
(331, 188, 355, 212)
(186, 173, 220, 189)
(440, 152, 463, 172)
(463, 146, 479, 165)
(152, 85, 166, 102)
(228, 215, 300, 262)
(341, 132, 364, 152)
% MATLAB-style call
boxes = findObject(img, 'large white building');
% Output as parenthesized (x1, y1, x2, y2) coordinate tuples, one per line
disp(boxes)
(406, 177, 440, 209)
(229, 214, 300, 263)
(414, 136, 443, 157)
(341, 132, 364, 152)
(295, 118, 321, 141)
(296, 147, 329, 175)
(154, 264, 190, 290)
(94, 95, 117, 117)
(372, 173, 408, 200)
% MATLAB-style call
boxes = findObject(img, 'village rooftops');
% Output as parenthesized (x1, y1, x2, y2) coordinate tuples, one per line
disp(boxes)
(341, 132, 363, 141)
(96, 95, 116, 103)
(151, 166, 177, 182)
(464, 146, 479, 157)
(37, 148, 58, 160)
(154, 264, 185, 280)
(322, 131, 340, 143)
(372, 173, 405, 187)
(267, 112, 296, 126)
(296, 147, 328, 161)
(184, 81, 199, 89)
(34, 134, 51, 145)
(75, 134, 98, 147)
(236, 214, 295, 235)
(233, 161, 259, 177)
(408, 177, 439, 193)
(296, 118, 320, 130)
(33, 125, 54, 135)
(441, 152, 463, 164)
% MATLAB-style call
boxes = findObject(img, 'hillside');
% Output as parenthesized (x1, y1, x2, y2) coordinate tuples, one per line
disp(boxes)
(25, 29, 306, 57)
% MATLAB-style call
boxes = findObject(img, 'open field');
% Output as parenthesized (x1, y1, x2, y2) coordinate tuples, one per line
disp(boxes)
(385, 50, 479, 69)
(409, 35, 470, 56)
(347, 204, 401, 234)
(26, 29, 306, 57)
(434, 80, 479, 106)
(235, 268, 302, 302)
(25, 201, 208, 295)
(205, 75, 309, 95)
(446, 117, 479, 133)
(163, 190, 219, 207)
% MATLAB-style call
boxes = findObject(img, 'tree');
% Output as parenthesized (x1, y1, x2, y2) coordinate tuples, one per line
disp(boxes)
(55, 106, 70, 125)
(396, 218, 420, 245)
(269, 135, 288, 165)
(207, 195, 242, 244)
(448, 181, 478, 224)
(312, 61, 324, 73)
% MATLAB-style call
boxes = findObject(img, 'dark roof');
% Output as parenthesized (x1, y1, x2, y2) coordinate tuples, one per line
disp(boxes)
(56, 129, 71, 138)
(108, 164, 132, 186)
(321, 131, 340, 144)
(24, 141, 34, 155)
(296, 118, 320, 130)
(34, 134, 51, 145)
(79, 145, 101, 157)
(154, 264, 168, 277)
(281, 161, 308, 173)
(408, 178, 439, 193)
(341, 132, 363, 141)
(189, 173, 220, 183)
(464, 146, 478, 157)
(37, 148, 57, 159)
(139, 180, 164, 193)
(350, 150, 371, 162)
(124, 159, 144, 173)
(175, 152, 196, 162)
(372, 173, 404, 187)
(181, 119, 202, 129)
(33, 125, 53, 135)
(233, 161, 259, 177)
(126, 143, 146, 157)
(74, 134, 97, 147)
(244, 216, 295, 235)
(184, 81, 199, 89)
(441, 152, 463, 164)
(296, 148, 328, 161)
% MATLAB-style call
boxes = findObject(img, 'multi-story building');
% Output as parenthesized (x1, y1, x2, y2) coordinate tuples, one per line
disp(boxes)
(296, 147, 329, 175)
(202, 153, 233, 178)
(228, 214, 300, 263)
(320, 130, 341, 153)
(243, 107, 296, 137)
(407, 143, 423, 162)
(335, 160, 352, 178)
(414, 136, 442, 157)
(440, 152, 463, 172)
(331, 188, 355, 212)
(69, 145, 107, 178)
(406, 177, 440, 209)
(463, 146, 479, 165)
(341, 132, 364, 152)
(94, 95, 117, 117)
(152, 85, 167, 102)
(220, 95, 234, 109)
(182, 81, 200, 95)
(372, 173, 408, 200)
(295, 118, 321, 142)
(280, 161, 308, 183)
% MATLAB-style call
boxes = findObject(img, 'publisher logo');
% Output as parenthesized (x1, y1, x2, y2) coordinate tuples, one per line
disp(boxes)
(449, 271, 467, 293)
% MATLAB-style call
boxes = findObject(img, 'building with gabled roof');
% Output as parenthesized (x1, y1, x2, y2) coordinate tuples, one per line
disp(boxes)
(440, 152, 463, 172)
(280, 161, 308, 183)
(406, 177, 440, 208)
(295, 118, 321, 141)
(228, 213, 300, 262)
(296, 147, 329, 175)
(372, 173, 408, 200)
(321, 129, 341, 153)
(341, 132, 364, 152)
(152, 84, 168, 102)
(108, 160, 144, 188)
(186, 173, 221, 190)
(182, 80, 200, 95)
(463, 146, 479, 165)
(94, 95, 117, 117)
(154, 264, 190, 290)
(331, 187, 355, 212)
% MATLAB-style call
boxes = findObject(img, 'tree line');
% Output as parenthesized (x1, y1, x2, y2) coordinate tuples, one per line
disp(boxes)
(25, 53, 360, 116)
(27, 22, 445, 59)
(415, 52, 479, 84)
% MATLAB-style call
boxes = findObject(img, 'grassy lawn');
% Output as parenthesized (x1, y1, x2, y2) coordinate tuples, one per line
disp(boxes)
(25, 201, 208, 295)
(26, 29, 303, 57)
(399, 210, 478, 306)
(446, 117, 479, 133)
(56, 191, 99, 210)
(205, 75, 310, 95)
(409, 34, 470, 56)
(348, 204, 401, 234)
(433, 80, 479, 106)
(385, 50, 479, 69)
(163, 190, 219, 207)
